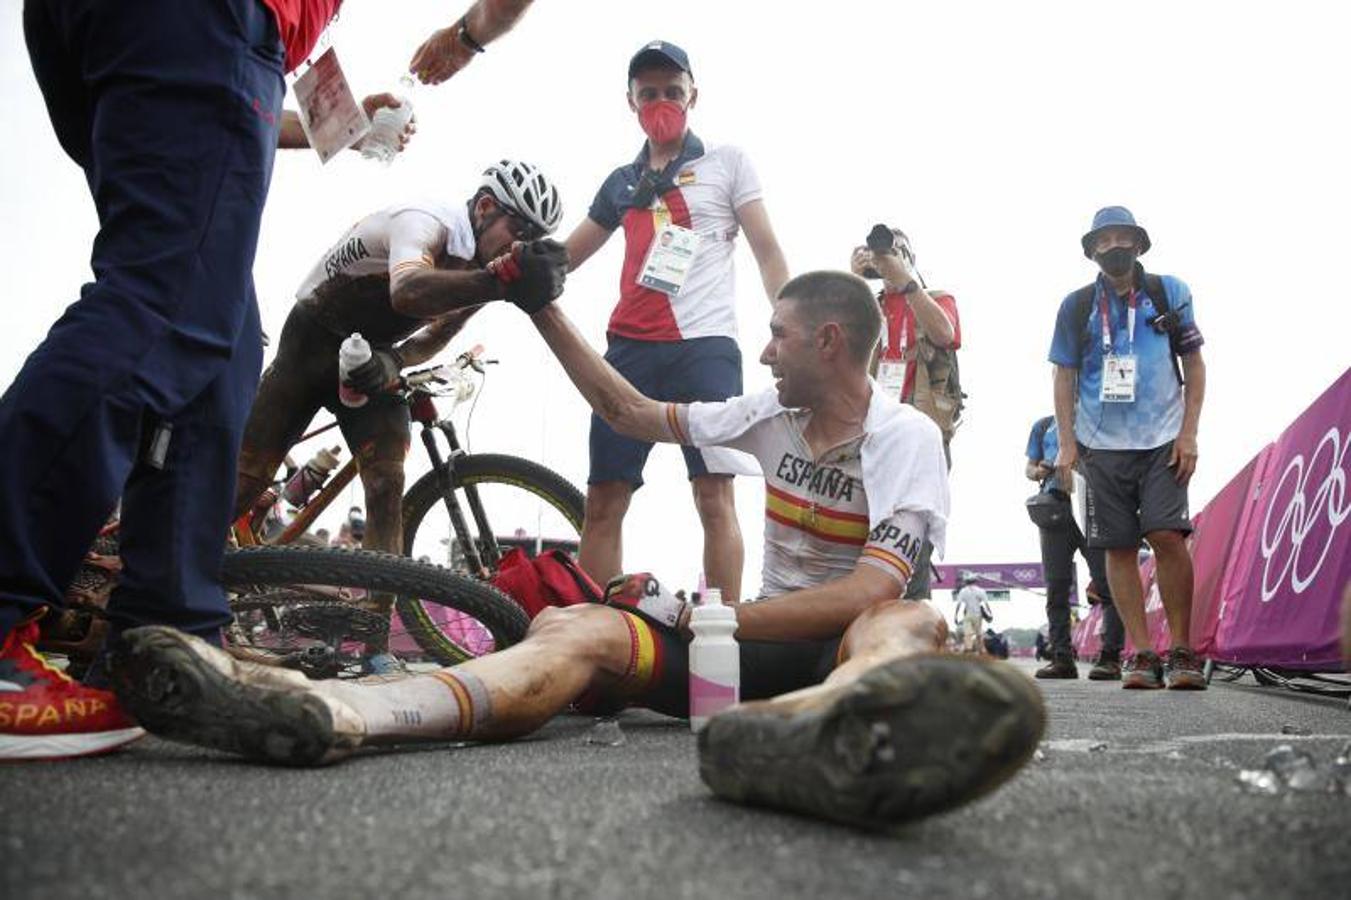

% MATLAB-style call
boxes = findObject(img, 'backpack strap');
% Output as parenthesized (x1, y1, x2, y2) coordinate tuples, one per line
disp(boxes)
(1075, 275, 1183, 385)
(1072, 283, 1096, 361)
(1141, 272, 1184, 385)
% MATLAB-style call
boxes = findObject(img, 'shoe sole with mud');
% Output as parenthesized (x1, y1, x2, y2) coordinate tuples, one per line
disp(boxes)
(109, 626, 347, 766)
(697, 654, 1046, 831)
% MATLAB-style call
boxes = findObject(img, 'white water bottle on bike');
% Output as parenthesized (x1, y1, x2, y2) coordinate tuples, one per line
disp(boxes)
(688, 587, 739, 732)
(338, 332, 371, 408)
(282, 446, 342, 508)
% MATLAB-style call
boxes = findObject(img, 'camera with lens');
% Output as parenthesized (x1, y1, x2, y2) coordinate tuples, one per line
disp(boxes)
(861, 223, 905, 279)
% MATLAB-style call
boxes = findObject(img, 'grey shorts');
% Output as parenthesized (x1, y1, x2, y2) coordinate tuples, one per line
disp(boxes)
(1078, 442, 1192, 549)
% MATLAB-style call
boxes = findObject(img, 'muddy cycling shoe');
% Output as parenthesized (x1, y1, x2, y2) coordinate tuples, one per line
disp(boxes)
(697, 654, 1045, 831)
(110, 626, 364, 766)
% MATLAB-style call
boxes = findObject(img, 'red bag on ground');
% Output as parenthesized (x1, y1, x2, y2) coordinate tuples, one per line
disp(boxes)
(489, 548, 603, 619)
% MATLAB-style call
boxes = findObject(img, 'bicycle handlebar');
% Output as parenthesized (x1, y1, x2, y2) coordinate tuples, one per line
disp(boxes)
(401, 346, 498, 394)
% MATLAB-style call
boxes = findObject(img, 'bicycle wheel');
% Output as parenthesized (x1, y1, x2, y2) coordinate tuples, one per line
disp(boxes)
(401, 453, 585, 576)
(222, 545, 529, 673)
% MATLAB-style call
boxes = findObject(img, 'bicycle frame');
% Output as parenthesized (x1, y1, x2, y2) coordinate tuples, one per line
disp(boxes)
(231, 354, 508, 580)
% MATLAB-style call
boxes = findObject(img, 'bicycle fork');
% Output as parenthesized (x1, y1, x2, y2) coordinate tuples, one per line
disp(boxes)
(417, 419, 503, 578)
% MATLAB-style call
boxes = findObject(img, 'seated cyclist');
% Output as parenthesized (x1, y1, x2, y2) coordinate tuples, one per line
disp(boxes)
(231, 159, 569, 662)
(114, 271, 1045, 832)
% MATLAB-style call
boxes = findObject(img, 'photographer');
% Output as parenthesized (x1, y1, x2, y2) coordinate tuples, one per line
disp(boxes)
(1025, 414, 1124, 679)
(851, 226, 962, 600)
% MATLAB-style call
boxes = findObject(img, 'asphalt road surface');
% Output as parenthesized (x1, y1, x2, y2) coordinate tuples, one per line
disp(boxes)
(4, 660, 1349, 900)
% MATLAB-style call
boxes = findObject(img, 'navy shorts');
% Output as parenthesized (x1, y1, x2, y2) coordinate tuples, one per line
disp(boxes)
(589, 335, 743, 487)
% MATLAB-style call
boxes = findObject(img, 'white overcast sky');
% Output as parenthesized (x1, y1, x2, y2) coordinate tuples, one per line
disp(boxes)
(2, 1, 1348, 630)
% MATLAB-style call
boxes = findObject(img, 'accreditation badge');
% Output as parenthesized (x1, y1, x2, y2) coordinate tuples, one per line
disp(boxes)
(877, 360, 907, 402)
(637, 224, 701, 296)
(292, 48, 371, 164)
(1100, 354, 1137, 403)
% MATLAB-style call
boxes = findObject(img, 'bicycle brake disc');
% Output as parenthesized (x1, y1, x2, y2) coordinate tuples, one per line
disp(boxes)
(283, 602, 389, 642)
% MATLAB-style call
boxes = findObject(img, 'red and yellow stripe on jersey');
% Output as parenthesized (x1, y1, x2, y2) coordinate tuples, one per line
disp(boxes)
(859, 545, 915, 582)
(764, 484, 869, 546)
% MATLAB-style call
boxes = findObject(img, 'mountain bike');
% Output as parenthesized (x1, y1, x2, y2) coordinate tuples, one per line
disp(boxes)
(50, 349, 581, 677)
(231, 348, 584, 661)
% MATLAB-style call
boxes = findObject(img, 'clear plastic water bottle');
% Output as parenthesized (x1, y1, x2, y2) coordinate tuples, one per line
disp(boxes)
(360, 76, 415, 165)
(338, 333, 371, 408)
(282, 446, 342, 507)
(688, 587, 739, 732)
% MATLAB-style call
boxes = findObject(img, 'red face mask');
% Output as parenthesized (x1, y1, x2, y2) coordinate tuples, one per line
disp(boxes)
(638, 100, 687, 145)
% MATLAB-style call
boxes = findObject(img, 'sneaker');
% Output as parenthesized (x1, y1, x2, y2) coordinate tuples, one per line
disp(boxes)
(697, 654, 1046, 831)
(1164, 646, 1208, 691)
(1121, 650, 1164, 690)
(1087, 652, 1123, 681)
(110, 626, 364, 766)
(0, 619, 143, 760)
(1035, 654, 1079, 679)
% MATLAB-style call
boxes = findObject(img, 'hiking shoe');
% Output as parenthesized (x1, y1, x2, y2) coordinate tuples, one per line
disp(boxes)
(110, 626, 364, 766)
(1121, 650, 1164, 689)
(1087, 653, 1122, 681)
(1035, 654, 1079, 679)
(697, 654, 1046, 831)
(1164, 647, 1208, 691)
(0, 619, 143, 760)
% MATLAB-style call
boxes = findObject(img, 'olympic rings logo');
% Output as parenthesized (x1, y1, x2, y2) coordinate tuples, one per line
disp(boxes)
(1259, 427, 1351, 602)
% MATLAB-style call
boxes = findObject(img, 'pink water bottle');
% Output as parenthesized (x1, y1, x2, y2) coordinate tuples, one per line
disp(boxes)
(281, 446, 342, 507)
(688, 587, 739, 731)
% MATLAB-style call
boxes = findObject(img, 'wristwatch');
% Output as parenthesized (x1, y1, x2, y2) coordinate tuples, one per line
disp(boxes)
(899, 279, 920, 295)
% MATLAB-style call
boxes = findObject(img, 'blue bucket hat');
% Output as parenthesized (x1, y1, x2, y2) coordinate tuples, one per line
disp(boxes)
(1081, 206, 1151, 258)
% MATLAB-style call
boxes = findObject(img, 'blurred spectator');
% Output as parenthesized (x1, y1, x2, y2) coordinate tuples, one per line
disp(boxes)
(1025, 414, 1125, 680)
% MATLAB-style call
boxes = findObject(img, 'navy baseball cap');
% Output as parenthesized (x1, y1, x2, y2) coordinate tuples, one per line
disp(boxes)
(628, 40, 692, 80)
(1081, 206, 1151, 258)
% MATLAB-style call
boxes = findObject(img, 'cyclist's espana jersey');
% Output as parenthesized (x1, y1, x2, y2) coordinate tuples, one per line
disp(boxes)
(294, 201, 477, 345)
(588, 133, 762, 342)
(677, 385, 950, 598)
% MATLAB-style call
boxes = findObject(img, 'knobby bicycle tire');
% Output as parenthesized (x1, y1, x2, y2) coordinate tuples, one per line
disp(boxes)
(400, 452, 585, 566)
(399, 454, 583, 654)
(221, 545, 529, 665)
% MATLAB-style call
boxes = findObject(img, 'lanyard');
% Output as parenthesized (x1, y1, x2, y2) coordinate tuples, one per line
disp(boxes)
(1097, 284, 1137, 354)
(882, 292, 912, 358)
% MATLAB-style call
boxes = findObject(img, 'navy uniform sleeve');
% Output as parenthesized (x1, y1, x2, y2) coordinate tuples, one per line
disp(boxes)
(1048, 292, 1084, 368)
(586, 168, 627, 232)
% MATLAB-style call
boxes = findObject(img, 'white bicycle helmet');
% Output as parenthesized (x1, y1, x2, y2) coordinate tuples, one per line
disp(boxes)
(479, 159, 563, 236)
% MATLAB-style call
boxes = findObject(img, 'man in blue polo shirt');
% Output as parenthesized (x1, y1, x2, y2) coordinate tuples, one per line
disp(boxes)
(563, 41, 790, 601)
(1047, 207, 1207, 690)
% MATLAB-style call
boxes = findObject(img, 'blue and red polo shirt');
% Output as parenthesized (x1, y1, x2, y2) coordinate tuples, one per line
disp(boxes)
(587, 132, 763, 342)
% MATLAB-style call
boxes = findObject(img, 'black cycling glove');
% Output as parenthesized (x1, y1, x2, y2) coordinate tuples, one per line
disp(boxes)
(344, 347, 404, 396)
(488, 239, 569, 314)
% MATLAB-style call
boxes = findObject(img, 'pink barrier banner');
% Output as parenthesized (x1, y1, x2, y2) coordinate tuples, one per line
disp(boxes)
(1214, 369, 1351, 669)
(1074, 367, 1349, 670)
(1178, 454, 1264, 655)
